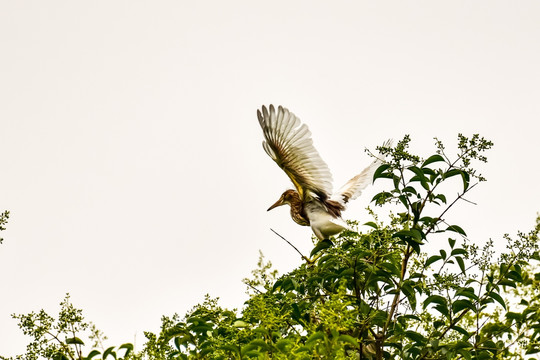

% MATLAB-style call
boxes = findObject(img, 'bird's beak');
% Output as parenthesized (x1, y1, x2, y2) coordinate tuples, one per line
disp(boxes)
(267, 198, 284, 211)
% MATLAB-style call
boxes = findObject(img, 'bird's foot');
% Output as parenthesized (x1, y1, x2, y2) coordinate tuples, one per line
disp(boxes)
(303, 254, 322, 265)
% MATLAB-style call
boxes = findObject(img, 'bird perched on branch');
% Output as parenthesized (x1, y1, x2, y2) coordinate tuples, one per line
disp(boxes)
(257, 104, 389, 241)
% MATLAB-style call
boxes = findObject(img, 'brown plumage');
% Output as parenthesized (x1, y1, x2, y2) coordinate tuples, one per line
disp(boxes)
(258, 104, 390, 241)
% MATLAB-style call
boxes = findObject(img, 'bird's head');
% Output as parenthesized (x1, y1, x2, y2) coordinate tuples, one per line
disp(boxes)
(267, 189, 298, 211)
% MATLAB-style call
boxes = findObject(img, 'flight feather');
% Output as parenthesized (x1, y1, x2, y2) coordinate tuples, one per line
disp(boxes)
(257, 105, 333, 200)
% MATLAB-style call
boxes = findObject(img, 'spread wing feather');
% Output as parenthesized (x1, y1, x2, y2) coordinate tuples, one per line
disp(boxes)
(257, 105, 333, 200)
(332, 139, 393, 206)
(332, 161, 379, 206)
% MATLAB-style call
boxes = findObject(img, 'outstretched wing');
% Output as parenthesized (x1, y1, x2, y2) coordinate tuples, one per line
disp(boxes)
(332, 139, 392, 206)
(257, 105, 333, 200)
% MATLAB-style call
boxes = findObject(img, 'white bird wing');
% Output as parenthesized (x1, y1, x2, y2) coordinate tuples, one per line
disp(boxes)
(257, 105, 333, 201)
(332, 139, 392, 206)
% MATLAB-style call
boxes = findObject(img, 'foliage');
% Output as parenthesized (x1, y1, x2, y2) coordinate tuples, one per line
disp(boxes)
(3, 294, 133, 360)
(135, 134, 539, 359)
(0, 209, 9, 244)
(5, 134, 540, 359)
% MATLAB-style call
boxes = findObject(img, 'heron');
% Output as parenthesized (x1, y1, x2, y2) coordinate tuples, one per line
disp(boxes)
(257, 104, 389, 241)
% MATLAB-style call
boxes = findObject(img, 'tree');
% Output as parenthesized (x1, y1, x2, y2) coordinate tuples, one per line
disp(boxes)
(6, 134, 540, 359)
(0, 209, 9, 244)
(4, 294, 133, 360)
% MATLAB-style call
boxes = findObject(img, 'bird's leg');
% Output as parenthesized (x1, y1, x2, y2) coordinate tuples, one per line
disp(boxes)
(304, 253, 322, 265)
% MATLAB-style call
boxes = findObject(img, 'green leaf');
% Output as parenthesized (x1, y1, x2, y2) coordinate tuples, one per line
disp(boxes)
(446, 225, 467, 236)
(380, 261, 401, 276)
(435, 194, 447, 204)
(338, 334, 359, 346)
(233, 320, 250, 328)
(118, 343, 133, 351)
(85, 350, 101, 360)
(220, 344, 240, 355)
(385, 341, 403, 350)
(423, 167, 437, 176)
(450, 248, 467, 256)
(409, 241, 421, 254)
(525, 345, 540, 355)
(405, 330, 426, 344)
(456, 256, 466, 273)
(481, 340, 498, 352)
(408, 166, 427, 180)
(52, 353, 70, 360)
(425, 255, 443, 268)
(253, 328, 270, 337)
(451, 325, 470, 337)
(191, 324, 212, 333)
(402, 186, 417, 195)
(393, 230, 423, 253)
(498, 279, 516, 288)
(291, 303, 306, 325)
(186, 316, 204, 324)
(488, 292, 507, 310)
(433, 320, 445, 329)
(443, 169, 461, 179)
(448, 237, 456, 248)
(398, 195, 409, 209)
(373, 164, 392, 182)
(393, 229, 423, 242)
(247, 339, 268, 350)
(440, 249, 447, 259)
(272, 279, 283, 291)
(455, 287, 478, 300)
(402, 281, 417, 309)
(461, 171, 470, 191)
(454, 340, 473, 350)
(506, 312, 522, 322)
(422, 154, 446, 167)
(423, 295, 447, 310)
(507, 270, 523, 282)
(398, 314, 421, 322)
(103, 347, 116, 360)
(200, 348, 213, 356)
(420, 216, 435, 226)
(66, 337, 85, 345)
(280, 278, 295, 292)
(310, 239, 333, 257)
(458, 349, 472, 360)
(275, 339, 293, 353)
(393, 174, 400, 189)
(118, 343, 133, 357)
(243, 350, 263, 357)
(306, 331, 325, 344)
(363, 221, 379, 229)
(371, 191, 393, 205)
(452, 299, 476, 313)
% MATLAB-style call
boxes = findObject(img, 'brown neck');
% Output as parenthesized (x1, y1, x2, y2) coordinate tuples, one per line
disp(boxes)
(288, 192, 309, 226)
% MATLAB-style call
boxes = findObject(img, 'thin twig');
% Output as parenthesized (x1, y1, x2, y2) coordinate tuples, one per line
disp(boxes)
(245, 282, 263, 294)
(460, 196, 478, 206)
(270, 228, 308, 260)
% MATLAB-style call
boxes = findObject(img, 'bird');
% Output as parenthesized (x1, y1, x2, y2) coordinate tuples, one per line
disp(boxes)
(257, 104, 389, 241)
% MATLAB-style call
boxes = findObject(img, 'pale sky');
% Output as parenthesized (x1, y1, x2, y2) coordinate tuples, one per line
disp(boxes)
(1, 1, 539, 355)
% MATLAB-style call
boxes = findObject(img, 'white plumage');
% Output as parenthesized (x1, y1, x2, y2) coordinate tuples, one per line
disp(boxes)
(258, 104, 388, 240)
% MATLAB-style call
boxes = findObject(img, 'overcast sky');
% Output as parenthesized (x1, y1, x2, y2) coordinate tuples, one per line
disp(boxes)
(1, 1, 539, 355)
